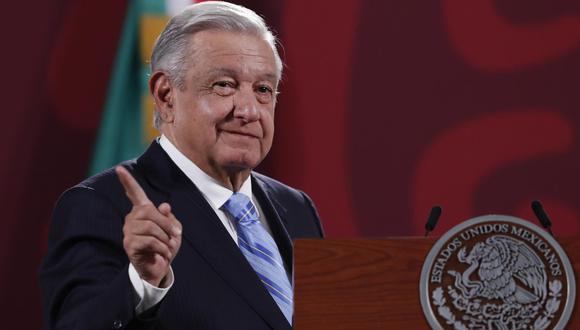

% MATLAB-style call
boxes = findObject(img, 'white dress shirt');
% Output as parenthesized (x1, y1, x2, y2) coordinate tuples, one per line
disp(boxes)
(129, 135, 276, 314)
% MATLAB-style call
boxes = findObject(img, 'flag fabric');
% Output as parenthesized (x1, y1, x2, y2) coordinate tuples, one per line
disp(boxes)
(89, 0, 194, 174)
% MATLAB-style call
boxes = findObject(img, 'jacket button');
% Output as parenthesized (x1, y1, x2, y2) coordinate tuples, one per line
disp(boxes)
(112, 320, 123, 329)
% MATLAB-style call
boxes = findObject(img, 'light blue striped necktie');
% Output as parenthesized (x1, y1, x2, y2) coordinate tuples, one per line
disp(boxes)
(222, 192, 293, 324)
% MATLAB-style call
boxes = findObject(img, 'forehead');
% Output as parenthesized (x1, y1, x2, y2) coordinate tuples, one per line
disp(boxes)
(186, 30, 279, 82)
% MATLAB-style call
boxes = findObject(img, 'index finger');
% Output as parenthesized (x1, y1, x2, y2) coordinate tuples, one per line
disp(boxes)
(115, 166, 152, 206)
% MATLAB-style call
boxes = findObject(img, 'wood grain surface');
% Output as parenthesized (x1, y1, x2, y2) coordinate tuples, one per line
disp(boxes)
(294, 237, 580, 329)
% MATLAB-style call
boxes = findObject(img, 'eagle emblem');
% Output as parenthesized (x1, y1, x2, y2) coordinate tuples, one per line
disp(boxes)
(446, 235, 548, 329)
(449, 235, 547, 304)
(420, 215, 575, 330)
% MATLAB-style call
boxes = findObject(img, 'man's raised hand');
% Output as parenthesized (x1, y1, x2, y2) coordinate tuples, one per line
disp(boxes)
(116, 166, 182, 287)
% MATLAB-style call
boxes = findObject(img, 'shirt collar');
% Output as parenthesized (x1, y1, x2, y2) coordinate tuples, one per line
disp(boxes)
(158, 135, 253, 210)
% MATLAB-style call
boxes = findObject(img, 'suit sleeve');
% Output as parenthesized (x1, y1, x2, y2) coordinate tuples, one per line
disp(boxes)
(300, 191, 324, 238)
(39, 186, 159, 330)
(299, 191, 325, 238)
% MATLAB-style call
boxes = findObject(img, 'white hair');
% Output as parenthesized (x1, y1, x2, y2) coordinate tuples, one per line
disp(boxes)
(150, 1, 283, 129)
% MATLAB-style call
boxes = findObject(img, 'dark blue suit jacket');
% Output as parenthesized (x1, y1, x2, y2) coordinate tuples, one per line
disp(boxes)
(40, 142, 324, 329)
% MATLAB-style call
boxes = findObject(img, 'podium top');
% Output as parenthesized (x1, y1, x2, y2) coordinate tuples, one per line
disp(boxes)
(293, 236, 579, 329)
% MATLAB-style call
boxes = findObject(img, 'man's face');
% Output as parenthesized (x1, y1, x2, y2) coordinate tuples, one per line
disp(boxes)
(162, 30, 278, 183)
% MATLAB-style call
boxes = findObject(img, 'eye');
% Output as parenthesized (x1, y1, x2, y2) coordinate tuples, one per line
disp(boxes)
(257, 85, 273, 94)
(212, 80, 236, 96)
(255, 84, 275, 103)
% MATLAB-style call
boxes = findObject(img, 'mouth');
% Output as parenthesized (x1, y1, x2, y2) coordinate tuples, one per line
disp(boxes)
(220, 129, 260, 139)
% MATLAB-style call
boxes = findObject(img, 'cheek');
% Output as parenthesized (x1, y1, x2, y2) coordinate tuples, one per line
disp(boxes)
(262, 109, 275, 133)
(198, 96, 233, 119)
(260, 113, 275, 155)
(175, 97, 231, 134)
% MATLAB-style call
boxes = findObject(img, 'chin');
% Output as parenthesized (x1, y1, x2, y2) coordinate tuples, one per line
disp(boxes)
(220, 153, 263, 172)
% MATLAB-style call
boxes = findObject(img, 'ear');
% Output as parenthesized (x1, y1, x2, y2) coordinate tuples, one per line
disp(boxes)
(149, 71, 175, 123)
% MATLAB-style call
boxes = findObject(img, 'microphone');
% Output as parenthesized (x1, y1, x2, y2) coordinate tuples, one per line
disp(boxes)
(531, 200, 554, 237)
(424, 206, 442, 237)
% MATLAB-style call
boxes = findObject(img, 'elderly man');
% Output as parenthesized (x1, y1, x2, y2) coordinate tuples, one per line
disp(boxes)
(39, 2, 323, 329)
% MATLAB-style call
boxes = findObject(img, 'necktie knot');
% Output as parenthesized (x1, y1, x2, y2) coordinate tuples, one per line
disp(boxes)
(222, 192, 259, 227)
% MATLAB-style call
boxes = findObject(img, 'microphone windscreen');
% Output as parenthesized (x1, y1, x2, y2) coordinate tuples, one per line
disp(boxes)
(531, 200, 553, 228)
(425, 206, 442, 232)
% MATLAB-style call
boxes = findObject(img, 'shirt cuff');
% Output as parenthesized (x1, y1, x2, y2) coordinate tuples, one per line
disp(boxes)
(128, 263, 174, 314)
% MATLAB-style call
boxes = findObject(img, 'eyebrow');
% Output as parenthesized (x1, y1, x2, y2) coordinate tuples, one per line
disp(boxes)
(206, 68, 238, 78)
(206, 68, 279, 84)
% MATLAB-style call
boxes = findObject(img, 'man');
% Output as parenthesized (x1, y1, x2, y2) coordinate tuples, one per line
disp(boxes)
(39, 2, 323, 329)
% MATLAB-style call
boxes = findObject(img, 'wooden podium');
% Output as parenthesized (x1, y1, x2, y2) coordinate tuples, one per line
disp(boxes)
(293, 237, 580, 329)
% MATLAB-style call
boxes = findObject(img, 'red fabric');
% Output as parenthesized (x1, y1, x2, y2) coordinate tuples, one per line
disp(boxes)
(3, 0, 580, 327)
(0, 0, 126, 327)
(271, 0, 580, 237)
(270, 0, 362, 237)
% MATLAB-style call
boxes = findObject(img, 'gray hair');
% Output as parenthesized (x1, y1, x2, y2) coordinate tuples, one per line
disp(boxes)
(150, 1, 283, 129)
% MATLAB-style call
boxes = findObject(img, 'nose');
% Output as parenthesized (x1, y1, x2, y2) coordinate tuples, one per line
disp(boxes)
(232, 87, 260, 123)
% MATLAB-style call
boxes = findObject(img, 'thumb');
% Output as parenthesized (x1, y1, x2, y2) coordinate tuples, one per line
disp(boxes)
(158, 202, 172, 216)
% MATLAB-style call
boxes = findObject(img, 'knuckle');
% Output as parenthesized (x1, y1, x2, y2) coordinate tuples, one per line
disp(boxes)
(124, 212, 136, 223)
(147, 237, 165, 253)
(155, 219, 171, 234)
(132, 207, 147, 219)
(123, 220, 138, 236)
(142, 220, 156, 233)
(123, 238, 136, 254)
(128, 208, 142, 220)
(147, 220, 167, 236)
(143, 237, 156, 250)
(133, 205, 156, 221)
(141, 204, 154, 212)
(174, 219, 183, 230)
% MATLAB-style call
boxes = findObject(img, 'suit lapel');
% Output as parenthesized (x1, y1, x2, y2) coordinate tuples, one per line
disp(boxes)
(137, 143, 291, 329)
